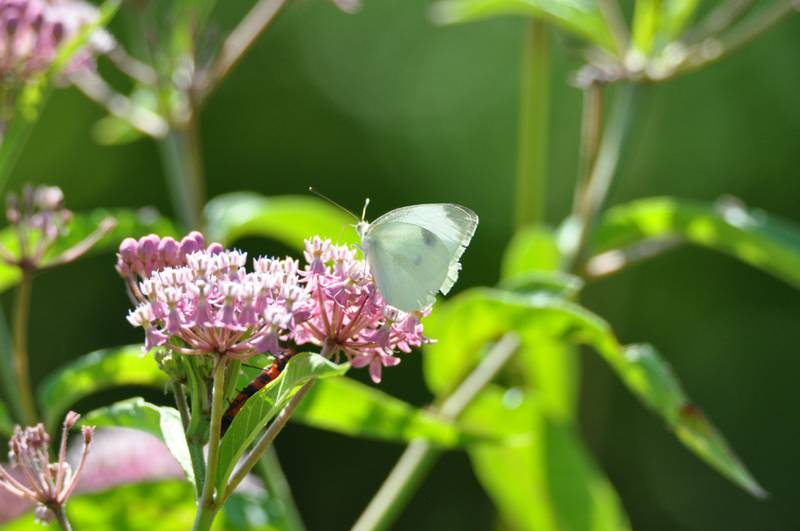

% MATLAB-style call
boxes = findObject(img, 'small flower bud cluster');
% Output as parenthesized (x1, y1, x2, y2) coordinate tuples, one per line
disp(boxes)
(0, 0, 110, 84)
(296, 237, 430, 383)
(120, 234, 431, 382)
(0, 411, 93, 524)
(0, 184, 115, 270)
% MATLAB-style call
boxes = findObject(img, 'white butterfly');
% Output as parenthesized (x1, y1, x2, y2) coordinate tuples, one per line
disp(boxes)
(356, 204, 479, 312)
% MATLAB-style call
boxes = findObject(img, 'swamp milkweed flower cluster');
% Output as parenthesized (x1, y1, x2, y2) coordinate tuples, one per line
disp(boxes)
(0, 412, 93, 524)
(118, 233, 431, 382)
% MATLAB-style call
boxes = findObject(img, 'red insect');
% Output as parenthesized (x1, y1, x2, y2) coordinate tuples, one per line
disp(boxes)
(220, 352, 294, 436)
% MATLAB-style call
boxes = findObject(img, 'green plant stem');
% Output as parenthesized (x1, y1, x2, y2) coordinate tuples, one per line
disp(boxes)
(220, 379, 315, 506)
(159, 116, 206, 232)
(193, 356, 227, 531)
(257, 447, 307, 531)
(0, 303, 24, 423)
(514, 20, 550, 229)
(351, 333, 520, 531)
(173, 380, 205, 497)
(52, 505, 73, 531)
(596, 0, 631, 56)
(13, 269, 37, 425)
(564, 83, 638, 273)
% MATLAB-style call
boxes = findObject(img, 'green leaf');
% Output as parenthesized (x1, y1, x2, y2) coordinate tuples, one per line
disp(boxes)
(292, 376, 466, 447)
(82, 398, 194, 485)
(430, 0, 618, 52)
(464, 386, 631, 531)
(425, 288, 766, 497)
(38, 345, 169, 430)
(0, 207, 176, 294)
(501, 225, 562, 277)
(498, 271, 583, 299)
(591, 197, 800, 289)
(216, 353, 349, 490)
(0, 399, 12, 436)
(204, 192, 357, 251)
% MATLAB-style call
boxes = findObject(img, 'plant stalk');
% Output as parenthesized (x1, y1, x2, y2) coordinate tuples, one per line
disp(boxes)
(351, 333, 520, 531)
(13, 269, 37, 425)
(51, 505, 73, 531)
(514, 20, 550, 229)
(158, 116, 206, 232)
(257, 447, 307, 531)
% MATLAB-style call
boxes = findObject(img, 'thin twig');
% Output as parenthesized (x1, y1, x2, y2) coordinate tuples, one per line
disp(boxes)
(196, 0, 289, 104)
(352, 333, 520, 531)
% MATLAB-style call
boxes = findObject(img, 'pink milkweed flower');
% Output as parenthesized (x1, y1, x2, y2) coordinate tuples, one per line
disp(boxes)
(294, 239, 432, 383)
(0, 411, 93, 524)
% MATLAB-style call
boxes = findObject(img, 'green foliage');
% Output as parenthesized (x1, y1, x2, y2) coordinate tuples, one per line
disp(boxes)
(591, 197, 800, 289)
(0, 208, 176, 294)
(216, 353, 349, 490)
(38, 345, 169, 431)
(204, 193, 357, 251)
(293, 376, 468, 447)
(0, 399, 11, 436)
(463, 386, 631, 531)
(82, 398, 194, 485)
(501, 225, 561, 276)
(426, 288, 765, 497)
(430, 0, 618, 52)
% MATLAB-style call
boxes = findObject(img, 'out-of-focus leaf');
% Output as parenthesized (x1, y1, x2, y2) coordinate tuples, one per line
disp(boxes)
(430, 0, 617, 52)
(204, 193, 357, 251)
(217, 353, 348, 490)
(293, 376, 466, 447)
(38, 345, 169, 430)
(93, 115, 146, 145)
(425, 288, 766, 497)
(498, 271, 583, 299)
(501, 225, 561, 277)
(591, 197, 800, 289)
(82, 398, 194, 485)
(0, 208, 176, 294)
(0, 400, 12, 436)
(464, 386, 631, 531)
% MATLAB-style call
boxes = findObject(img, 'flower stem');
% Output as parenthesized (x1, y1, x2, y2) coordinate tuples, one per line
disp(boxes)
(219, 379, 315, 506)
(514, 20, 550, 229)
(159, 118, 206, 232)
(351, 333, 520, 531)
(257, 447, 307, 531)
(13, 269, 37, 425)
(173, 380, 205, 498)
(193, 356, 227, 531)
(52, 505, 73, 531)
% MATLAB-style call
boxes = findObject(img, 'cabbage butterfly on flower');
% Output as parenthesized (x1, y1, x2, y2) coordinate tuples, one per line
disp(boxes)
(356, 203, 478, 312)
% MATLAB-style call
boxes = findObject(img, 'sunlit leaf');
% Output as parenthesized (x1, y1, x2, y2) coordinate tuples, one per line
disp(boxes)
(430, 0, 617, 52)
(498, 271, 583, 299)
(591, 197, 800, 289)
(0, 400, 12, 436)
(292, 376, 467, 447)
(216, 353, 348, 490)
(38, 345, 169, 431)
(464, 386, 631, 531)
(425, 288, 766, 497)
(204, 193, 357, 251)
(0, 208, 176, 294)
(501, 225, 562, 277)
(82, 398, 194, 485)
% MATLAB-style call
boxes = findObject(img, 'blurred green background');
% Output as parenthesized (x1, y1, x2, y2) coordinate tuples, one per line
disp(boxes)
(5, 0, 800, 529)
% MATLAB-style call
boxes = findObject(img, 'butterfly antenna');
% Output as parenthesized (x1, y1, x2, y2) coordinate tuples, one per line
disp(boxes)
(361, 198, 370, 221)
(308, 187, 358, 220)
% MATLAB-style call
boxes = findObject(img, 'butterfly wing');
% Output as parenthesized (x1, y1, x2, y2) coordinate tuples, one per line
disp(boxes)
(366, 221, 452, 312)
(370, 204, 478, 295)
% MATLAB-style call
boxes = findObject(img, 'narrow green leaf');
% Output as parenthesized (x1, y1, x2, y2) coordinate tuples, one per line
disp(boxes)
(591, 197, 800, 289)
(0, 208, 176, 294)
(292, 376, 465, 447)
(38, 345, 169, 431)
(204, 193, 357, 251)
(216, 353, 348, 490)
(0, 400, 12, 436)
(82, 397, 194, 485)
(501, 225, 562, 277)
(430, 0, 617, 52)
(425, 288, 766, 497)
(464, 386, 631, 531)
